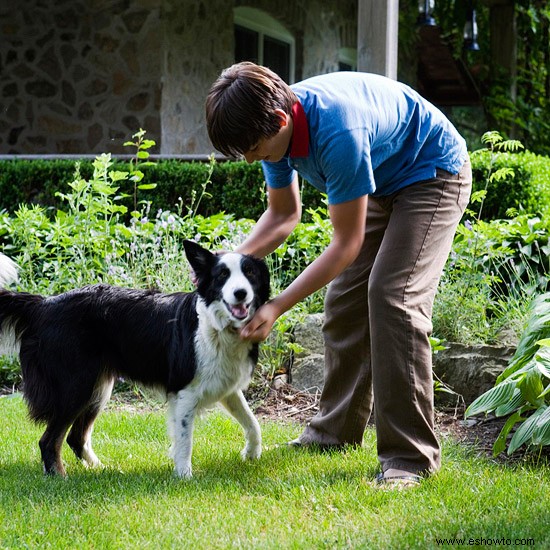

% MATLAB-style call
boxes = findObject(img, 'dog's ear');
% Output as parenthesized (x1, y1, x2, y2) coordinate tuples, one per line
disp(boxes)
(183, 240, 216, 281)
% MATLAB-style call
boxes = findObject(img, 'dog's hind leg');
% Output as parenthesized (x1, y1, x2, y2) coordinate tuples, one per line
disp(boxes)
(39, 420, 72, 476)
(220, 390, 261, 461)
(66, 376, 114, 468)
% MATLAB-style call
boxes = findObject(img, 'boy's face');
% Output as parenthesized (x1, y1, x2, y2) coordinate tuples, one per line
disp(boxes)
(243, 109, 293, 164)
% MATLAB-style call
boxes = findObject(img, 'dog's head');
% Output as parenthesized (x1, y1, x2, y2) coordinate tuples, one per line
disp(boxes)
(183, 240, 270, 330)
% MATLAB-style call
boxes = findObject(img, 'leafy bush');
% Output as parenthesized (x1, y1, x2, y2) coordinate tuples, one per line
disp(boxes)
(465, 293, 550, 456)
(433, 132, 550, 344)
(470, 132, 550, 220)
(4, 135, 550, 223)
(0, 157, 325, 222)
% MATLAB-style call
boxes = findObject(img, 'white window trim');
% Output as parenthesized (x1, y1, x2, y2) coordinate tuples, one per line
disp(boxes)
(234, 7, 295, 83)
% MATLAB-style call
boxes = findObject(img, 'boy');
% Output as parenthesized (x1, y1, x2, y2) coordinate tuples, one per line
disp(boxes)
(205, 62, 471, 488)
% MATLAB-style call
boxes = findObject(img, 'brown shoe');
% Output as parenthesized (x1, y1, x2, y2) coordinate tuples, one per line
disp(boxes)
(374, 472, 422, 490)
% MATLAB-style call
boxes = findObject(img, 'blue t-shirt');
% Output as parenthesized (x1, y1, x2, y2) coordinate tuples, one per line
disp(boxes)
(262, 72, 468, 204)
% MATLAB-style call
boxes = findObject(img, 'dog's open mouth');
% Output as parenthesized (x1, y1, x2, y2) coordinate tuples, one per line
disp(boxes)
(224, 301, 251, 321)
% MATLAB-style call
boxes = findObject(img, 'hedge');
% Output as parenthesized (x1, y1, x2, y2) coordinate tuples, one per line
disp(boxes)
(0, 151, 549, 221)
(471, 149, 550, 220)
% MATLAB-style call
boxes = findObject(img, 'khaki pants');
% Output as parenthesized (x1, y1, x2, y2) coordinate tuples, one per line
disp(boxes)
(299, 161, 472, 475)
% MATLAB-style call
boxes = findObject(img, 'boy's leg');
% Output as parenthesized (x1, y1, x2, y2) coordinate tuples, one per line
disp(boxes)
(295, 197, 391, 446)
(370, 162, 471, 475)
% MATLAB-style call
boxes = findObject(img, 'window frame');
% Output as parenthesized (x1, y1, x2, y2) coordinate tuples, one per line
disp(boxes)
(234, 7, 295, 83)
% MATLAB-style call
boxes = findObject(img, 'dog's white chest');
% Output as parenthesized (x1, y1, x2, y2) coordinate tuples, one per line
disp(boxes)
(193, 324, 254, 403)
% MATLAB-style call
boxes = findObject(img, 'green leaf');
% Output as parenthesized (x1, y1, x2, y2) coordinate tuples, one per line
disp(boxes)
(497, 293, 550, 383)
(92, 181, 117, 195)
(470, 190, 487, 204)
(531, 406, 550, 446)
(508, 406, 546, 454)
(130, 170, 144, 183)
(481, 130, 503, 145)
(465, 379, 518, 418)
(493, 411, 523, 456)
(494, 388, 524, 417)
(108, 170, 129, 182)
(489, 166, 515, 183)
(140, 139, 156, 150)
(518, 368, 544, 406)
(137, 184, 157, 190)
(136, 151, 150, 160)
(535, 346, 550, 379)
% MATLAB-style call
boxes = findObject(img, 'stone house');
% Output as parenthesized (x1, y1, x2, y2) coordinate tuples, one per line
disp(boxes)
(1, 0, 361, 156)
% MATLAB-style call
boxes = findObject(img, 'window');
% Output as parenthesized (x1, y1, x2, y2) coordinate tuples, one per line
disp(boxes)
(234, 7, 295, 83)
(338, 47, 357, 72)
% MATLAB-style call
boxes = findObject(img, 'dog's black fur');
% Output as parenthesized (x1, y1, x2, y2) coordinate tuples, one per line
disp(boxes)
(0, 240, 270, 477)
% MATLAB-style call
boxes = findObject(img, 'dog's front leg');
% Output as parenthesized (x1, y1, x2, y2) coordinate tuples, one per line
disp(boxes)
(170, 389, 198, 479)
(220, 390, 261, 461)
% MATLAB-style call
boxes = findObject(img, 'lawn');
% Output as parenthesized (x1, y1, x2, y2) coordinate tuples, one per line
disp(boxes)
(1, 395, 548, 549)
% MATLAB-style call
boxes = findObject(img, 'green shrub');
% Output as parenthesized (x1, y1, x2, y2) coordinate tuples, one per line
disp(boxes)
(0, 158, 325, 222)
(471, 149, 550, 220)
(4, 144, 550, 224)
(465, 293, 550, 456)
(433, 133, 550, 345)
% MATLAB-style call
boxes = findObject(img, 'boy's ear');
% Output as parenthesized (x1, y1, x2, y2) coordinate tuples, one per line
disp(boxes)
(183, 240, 215, 280)
(274, 108, 290, 128)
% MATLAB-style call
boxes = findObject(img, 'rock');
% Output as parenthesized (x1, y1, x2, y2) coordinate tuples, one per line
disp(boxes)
(293, 313, 324, 358)
(272, 374, 289, 390)
(291, 313, 325, 391)
(291, 353, 325, 392)
(433, 342, 515, 405)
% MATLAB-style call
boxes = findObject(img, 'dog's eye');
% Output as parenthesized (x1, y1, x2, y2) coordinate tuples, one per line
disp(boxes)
(243, 265, 256, 279)
(217, 267, 230, 280)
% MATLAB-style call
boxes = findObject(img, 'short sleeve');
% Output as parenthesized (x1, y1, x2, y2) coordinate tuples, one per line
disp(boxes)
(261, 158, 296, 189)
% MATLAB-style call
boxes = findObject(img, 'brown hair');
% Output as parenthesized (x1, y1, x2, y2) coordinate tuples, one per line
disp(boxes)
(205, 62, 298, 158)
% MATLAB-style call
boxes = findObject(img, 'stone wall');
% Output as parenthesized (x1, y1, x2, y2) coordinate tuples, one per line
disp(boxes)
(1, 0, 357, 156)
(0, 0, 163, 155)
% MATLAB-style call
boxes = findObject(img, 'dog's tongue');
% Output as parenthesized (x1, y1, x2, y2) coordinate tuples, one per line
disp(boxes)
(230, 303, 249, 320)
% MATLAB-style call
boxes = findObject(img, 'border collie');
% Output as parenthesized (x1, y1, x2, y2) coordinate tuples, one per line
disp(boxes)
(0, 240, 270, 478)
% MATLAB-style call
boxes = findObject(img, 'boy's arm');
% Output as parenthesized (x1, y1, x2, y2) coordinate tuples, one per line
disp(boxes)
(240, 194, 368, 342)
(235, 174, 302, 258)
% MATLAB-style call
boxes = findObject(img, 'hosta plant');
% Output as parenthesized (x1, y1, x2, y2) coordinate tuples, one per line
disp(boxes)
(465, 292, 550, 455)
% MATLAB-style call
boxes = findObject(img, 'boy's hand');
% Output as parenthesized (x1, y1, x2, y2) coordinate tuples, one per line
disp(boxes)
(240, 301, 280, 342)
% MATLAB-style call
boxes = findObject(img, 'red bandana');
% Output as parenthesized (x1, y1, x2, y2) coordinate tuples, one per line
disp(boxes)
(289, 101, 309, 158)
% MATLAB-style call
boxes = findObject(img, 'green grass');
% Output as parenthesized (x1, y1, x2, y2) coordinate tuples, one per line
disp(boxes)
(1, 395, 549, 549)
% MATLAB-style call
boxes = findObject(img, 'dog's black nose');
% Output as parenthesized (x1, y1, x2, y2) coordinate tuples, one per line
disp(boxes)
(233, 289, 247, 302)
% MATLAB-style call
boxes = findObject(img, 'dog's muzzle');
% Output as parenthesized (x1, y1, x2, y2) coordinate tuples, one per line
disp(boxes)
(224, 300, 251, 321)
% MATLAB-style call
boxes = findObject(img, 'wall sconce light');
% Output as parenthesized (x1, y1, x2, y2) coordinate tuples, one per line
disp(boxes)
(417, 0, 436, 27)
(463, 8, 480, 51)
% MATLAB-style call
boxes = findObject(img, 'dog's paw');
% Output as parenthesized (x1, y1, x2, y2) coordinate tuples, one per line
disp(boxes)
(241, 444, 262, 461)
(174, 464, 193, 479)
(82, 457, 103, 469)
(81, 448, 102, 469)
